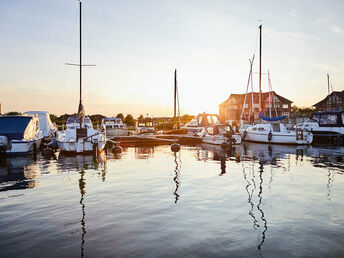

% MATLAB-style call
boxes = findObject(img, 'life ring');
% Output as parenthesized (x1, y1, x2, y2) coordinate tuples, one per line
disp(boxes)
(243, 130, 247, 140)
(268, 131, 272, 142)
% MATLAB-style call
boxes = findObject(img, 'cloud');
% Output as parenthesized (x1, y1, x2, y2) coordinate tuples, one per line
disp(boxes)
(330, 25, 344, 37)
(288, 10, 296, 16)
(313, 11, 342, 25)
(264, 28, 310, 41)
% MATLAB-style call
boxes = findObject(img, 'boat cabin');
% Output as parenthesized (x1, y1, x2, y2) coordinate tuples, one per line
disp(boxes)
(102, 117, 126, 129)
(186, 113, 220, 127)
(309, 111, 344, 127)
(204, 125, 234, 135)
(0, 116, 39, 141)
(66, 116, 93, 129)
(249, 123, 288, 133)
(135, 119, 155, 134)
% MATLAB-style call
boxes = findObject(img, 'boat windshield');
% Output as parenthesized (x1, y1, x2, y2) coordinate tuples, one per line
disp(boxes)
(310, 114, 320, 123)
(103, 118, 122, 124)
(319, 114, 337, 125)
(218, 125, 230, 134)
(67, 116, 92, 125)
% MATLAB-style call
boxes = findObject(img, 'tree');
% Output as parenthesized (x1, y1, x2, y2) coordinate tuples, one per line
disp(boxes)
(291, 105, 315, 115)
(137, 114, 144, 120)
(124, 114, 135, 126)
(116, 113, 124, 121)
(5, 111, 21, 115)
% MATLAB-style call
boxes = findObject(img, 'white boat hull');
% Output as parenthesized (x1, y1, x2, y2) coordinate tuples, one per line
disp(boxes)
(202, 134, 241, 145)
(243, 131, 312, 145)
(57, 138, 105, 154)
(3, 136, 42, 155)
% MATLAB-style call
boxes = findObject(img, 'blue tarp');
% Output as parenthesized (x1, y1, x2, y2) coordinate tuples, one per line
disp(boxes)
(0, 116, 32, 140)
(259, 112, 286, 122)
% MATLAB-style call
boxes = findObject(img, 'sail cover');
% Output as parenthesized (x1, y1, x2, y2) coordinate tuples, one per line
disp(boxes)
(259, 112, 286, 122)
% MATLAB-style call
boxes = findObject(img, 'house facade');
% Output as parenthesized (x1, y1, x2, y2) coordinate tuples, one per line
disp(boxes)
(313, 91, 344, 111)
(219, 91, 293, 124)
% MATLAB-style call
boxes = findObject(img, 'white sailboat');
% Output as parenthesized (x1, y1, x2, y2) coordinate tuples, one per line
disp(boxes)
(241, 25, 312, 145)
(56, 0, 105, 154)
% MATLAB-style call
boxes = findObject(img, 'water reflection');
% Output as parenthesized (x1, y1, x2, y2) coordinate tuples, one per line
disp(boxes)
(56, 153, 106, 258)
(0, 156, 39, 191)
(173, 152, 181, 203)
(79, 169, 86, 258)
(135, 146, 155, 159)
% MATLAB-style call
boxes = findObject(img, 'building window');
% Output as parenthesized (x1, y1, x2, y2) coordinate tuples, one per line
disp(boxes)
(283, 104, 289, 109)
(282, 112, 289, 117)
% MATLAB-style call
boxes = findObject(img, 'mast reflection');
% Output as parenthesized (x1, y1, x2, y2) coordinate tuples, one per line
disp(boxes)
(241, 154, 268, 250)
(257, 161, 267, 250)
(173, 151, 181, 203)
(79, 169, 86, 258)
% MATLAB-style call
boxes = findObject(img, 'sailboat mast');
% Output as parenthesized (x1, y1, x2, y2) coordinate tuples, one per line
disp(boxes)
(259, 24, 262, 113)
(79, 1, 82, 105)
(327, 73, 331, 110)
(174, 69, 177, 129)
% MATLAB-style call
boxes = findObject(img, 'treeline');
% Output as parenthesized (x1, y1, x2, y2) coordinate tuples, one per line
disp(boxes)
(1, 111, 193, 130)
(291, 105, 316, 115)
(50, 113, 136, 128)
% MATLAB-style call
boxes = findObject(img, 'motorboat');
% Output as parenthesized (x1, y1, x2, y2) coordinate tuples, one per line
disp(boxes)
(300, 111, 344, 145)
(102, 117, 128, 139)
(57, 1, 105, 154)
(182, 113, 220, 134)
(56, 115, 105, 154)
(23, 111, 57, 138)
(201, 124, 241, 145)
(0, 115, 43, 155)
(134, 119, 156, 135)
(241, 122, 312, 145)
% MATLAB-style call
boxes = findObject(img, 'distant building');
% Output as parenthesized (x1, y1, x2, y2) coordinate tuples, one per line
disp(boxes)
(313, 91, 344, 111)
(219, 91, 293, 124)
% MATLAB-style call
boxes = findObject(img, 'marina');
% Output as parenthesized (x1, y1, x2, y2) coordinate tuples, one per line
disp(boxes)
(1, 0, 344, 257)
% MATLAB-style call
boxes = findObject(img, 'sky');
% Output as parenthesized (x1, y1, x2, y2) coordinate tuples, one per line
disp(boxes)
(0, 0, 344, 117)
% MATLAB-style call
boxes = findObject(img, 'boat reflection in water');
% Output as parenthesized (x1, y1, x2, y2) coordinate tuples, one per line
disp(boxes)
(0, 156, 40, 192)
(57, 153, 106, 258)
(1, 142, 344, 257)
(197, 141, 344, 251)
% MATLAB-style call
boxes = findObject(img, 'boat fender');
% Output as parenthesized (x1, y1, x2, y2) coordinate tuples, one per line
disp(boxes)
(112, 145, 123, 154)
(51, 139, 58, 149)
(171, 143, 181, 152)
(268, 131, 272, 142)
(243, 130, 247, 140)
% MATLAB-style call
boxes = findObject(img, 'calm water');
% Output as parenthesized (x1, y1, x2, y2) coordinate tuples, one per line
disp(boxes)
(0, 143, 344, 257)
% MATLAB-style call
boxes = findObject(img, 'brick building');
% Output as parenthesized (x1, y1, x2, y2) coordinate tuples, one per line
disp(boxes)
(219, 91, 292, 124)
(313, 91, 344, 111)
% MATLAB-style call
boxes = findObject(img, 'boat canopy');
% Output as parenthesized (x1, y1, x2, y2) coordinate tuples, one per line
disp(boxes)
(197, 113, 219, 127)
(0, 116, 36, 140)
(259, 112, 286, 122)
(24, 111, 56, 137)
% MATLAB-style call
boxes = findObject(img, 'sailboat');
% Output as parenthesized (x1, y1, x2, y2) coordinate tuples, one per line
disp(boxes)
(241, 25, 313, 145)
(164, 69, 187, 134)
(56, 0, 106, 154)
